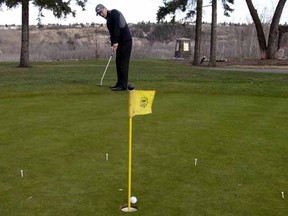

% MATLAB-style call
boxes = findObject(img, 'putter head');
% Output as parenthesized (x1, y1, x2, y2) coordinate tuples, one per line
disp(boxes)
(97, 83, 102, 86)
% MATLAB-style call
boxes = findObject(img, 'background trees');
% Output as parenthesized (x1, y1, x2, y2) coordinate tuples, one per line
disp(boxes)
(193, 0, 202, 65)
(246, 0, 287, 59)
(0, 0, 87, 67)
(157, 0, 287, 62)
(157, 0, 234, 65)
(1, 0, 287, 63)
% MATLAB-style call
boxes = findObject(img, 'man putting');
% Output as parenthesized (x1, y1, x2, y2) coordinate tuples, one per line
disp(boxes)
(95, 4, 133, 91)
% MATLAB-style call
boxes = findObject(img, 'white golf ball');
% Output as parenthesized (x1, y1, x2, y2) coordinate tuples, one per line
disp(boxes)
(130, 196, 137, 204)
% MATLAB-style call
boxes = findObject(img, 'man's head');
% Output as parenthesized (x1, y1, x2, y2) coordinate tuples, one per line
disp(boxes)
(95, 4, 107, 18)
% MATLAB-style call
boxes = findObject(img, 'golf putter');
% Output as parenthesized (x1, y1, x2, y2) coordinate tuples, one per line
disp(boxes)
(97, 51, 115, 86)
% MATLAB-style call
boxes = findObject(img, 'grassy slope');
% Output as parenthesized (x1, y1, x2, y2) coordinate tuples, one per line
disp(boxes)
(0, 60, 288, 215)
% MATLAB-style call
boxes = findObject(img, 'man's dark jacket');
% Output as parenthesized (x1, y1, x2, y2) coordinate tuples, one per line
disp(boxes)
(106, 9, 132, 45)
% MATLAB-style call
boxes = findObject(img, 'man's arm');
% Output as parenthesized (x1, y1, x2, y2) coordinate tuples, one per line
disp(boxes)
(110, 10, 120, 51)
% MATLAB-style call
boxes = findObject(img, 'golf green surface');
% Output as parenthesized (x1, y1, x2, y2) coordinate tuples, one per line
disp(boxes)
(0, 60, 288, 215)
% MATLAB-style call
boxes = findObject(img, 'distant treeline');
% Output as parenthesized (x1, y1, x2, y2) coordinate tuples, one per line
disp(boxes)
(1, 22, 287, 61)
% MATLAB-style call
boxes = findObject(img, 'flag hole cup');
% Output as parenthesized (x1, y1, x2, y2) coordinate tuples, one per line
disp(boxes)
(120, 205, 138, 212)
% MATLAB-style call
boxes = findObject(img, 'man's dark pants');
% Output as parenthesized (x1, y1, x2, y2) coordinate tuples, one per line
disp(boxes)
(116, 39, 132, 88)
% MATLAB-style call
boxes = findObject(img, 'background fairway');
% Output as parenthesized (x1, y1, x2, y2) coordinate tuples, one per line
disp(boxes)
(0, 60, 288, 215)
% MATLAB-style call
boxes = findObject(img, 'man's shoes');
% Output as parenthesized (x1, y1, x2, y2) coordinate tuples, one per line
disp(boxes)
(111, 86, 127, 91)
(110, 84, 119, 89)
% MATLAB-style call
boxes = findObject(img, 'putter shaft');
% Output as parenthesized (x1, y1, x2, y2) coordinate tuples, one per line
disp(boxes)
(98, 52, 114, 86)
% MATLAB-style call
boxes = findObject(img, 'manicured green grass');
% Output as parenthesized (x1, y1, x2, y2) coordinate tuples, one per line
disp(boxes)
(0, 60, 288, 215)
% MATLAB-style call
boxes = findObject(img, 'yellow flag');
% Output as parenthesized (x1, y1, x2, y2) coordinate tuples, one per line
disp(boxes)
(129, 90, 156, 117)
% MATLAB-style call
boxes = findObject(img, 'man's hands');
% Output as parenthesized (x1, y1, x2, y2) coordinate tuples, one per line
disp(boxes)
(111, 43, 118, 52)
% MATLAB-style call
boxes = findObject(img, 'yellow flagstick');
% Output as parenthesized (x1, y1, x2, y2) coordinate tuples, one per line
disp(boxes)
(128, 116, 133, 212)
(127, 89, 134, 212)
(125, 86, 155, 212)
